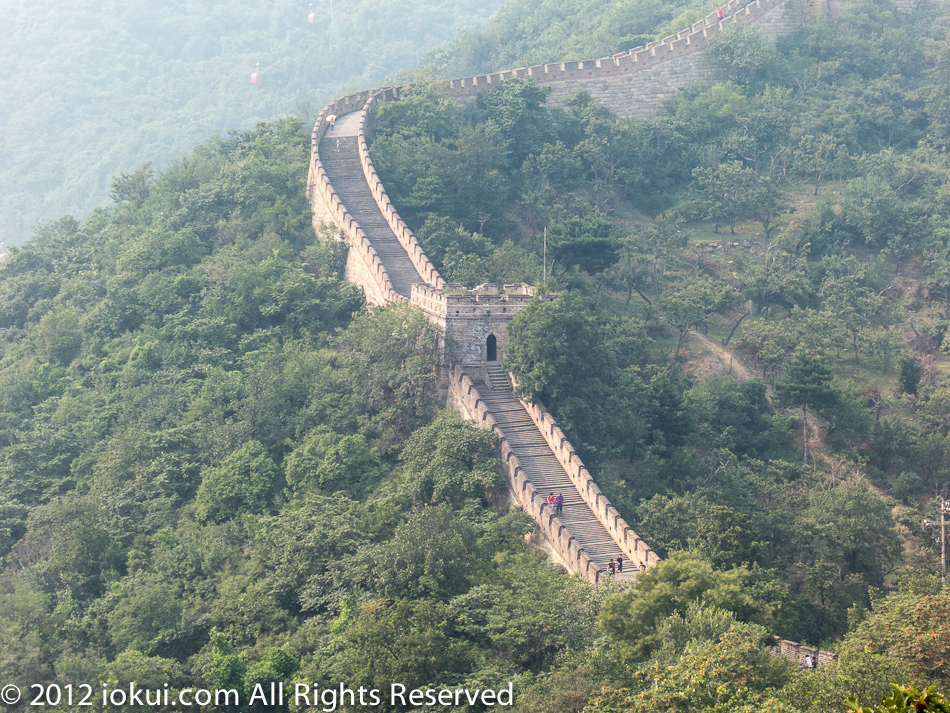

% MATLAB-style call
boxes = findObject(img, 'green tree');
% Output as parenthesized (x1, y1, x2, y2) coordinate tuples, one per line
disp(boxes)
(658, 276, 736, 358)
(477, 77, 554, 167)
(584, 622, 792, 713)
(399, 411, 503, 506)
(846, 685, 950, 713)
(326, 598, 477, 696)
(842, 585, 950, 691)
(505, 294, 610, 405)
(244, 645, 299, 713)
(449, 552, 600, 672)
(546, 213, 621, 276)
(774, 350, 838, 465)
(366, 504, 475, 601)
(599, 552, 777, 662)
(692, 161, 771, 235)
(195, 441, 280, 523)
(284, 432, 383, 497)
(708, 23, 776, 89)
(196, 630, 247, 704)
(793, 133, 851, 197)
(898, 353, 924, 396)
(801, 485, 900, 588)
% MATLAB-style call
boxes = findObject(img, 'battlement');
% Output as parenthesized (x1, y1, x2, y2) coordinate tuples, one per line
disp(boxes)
(308, 0, 815, 584)
(411, 283, 536, 317)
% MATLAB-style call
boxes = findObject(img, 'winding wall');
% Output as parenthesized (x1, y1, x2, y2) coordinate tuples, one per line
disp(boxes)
(307, 0, 805, 581)
(442, 0, 807, 117)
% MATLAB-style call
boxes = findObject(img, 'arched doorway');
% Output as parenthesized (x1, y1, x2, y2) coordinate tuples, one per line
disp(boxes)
(486, 334, 497, 361)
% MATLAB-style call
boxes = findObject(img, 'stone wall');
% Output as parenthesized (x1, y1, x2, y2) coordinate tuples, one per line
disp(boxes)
(447, 365, 605, 583)
(307, 92, 403, 306)
(511, 375, 661, 568)
(772, 640, 839, 666)
(309, 0, 817, 583)
(542, 51, 723, 119)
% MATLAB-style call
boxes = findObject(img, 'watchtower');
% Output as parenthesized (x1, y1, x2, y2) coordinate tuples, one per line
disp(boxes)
(410, 283, 543, 366)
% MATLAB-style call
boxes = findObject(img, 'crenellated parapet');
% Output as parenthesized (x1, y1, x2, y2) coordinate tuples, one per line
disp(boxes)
(443, 0, 806, 116)
(511, 374, 661, 569)
(447, 365, 607, 583)
(772, 640, 839, 666)
(307, 0, 817, 582)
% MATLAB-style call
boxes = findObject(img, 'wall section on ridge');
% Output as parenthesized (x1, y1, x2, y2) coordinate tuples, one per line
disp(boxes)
(442, 0, 806, 117)
(307, 92, 403, 306)
(358, 93, 445, 290)
(510, 375, 661, 569)
(308, 0, 817, 579)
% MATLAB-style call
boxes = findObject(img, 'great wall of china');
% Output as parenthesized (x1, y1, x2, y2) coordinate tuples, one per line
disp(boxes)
(307, 0, 821, 583)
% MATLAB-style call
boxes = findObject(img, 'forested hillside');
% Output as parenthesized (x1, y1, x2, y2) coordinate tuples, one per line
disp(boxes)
(0, 118, 598, 713)
(3, 0, 950, 710)
(0, 0, 503, 248)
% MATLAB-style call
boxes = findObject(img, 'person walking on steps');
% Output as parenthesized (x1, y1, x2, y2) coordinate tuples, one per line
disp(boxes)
(608, 559, 617, 578)
(327, 113, 337, 130)
(616, 555, 624, 573)
(718, 8, 724, 20)
(547, 492, 555, 510)
(555, 492, 564, 514)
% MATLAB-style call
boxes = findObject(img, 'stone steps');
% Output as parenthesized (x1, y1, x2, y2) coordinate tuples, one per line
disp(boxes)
(467, 370, 630, 574)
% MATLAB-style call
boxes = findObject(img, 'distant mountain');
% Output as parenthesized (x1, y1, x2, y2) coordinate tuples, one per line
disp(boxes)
(0, 0, 503, 246)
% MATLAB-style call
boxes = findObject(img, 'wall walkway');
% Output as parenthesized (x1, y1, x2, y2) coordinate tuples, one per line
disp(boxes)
(448, 364, 658, 582)
(319, 114, 427, 299)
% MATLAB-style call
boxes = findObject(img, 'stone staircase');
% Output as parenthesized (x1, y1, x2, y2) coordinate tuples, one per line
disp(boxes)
(485, 362, 510, 390)
(318, 113, 426, 298)
(474, 363, 638, 580)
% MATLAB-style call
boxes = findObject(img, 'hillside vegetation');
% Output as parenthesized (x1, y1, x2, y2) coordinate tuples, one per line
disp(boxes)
(2, 0, 950, 710)
(0, 0, 503, 248)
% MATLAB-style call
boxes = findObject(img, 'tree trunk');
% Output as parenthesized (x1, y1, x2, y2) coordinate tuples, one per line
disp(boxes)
(675, 329, 689, 360)
(723, 311, 750, 346)
(802, 405, 809, 466)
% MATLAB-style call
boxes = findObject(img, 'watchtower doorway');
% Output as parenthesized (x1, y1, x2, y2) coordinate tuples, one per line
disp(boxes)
(486, 334, 497, 361)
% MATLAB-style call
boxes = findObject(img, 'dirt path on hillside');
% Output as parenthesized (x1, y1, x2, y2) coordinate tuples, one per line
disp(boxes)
(687, 331, 758, 382)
